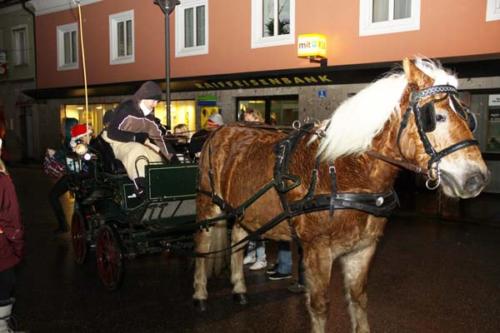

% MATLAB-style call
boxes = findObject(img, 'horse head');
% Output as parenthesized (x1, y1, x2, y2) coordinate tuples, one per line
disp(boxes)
(319, 57, 489, 199)
(397, 58, 489, 198)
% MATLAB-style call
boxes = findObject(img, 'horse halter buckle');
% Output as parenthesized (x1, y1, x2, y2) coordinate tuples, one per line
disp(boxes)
(425, 162, 441, 190)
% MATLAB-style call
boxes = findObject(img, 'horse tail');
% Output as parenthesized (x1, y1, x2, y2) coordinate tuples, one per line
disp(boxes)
(196, 128, 230, 278)
(205, 220, 230, 278)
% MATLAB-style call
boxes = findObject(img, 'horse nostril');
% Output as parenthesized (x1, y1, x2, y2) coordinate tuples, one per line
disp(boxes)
(464, 172, 486, 194)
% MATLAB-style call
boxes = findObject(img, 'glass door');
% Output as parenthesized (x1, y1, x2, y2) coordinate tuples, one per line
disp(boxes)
(237, 95, 298, 126)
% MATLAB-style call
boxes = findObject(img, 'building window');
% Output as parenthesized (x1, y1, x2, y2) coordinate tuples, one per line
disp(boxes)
(251, 0, 295, 48)
(175, 0, 208, 57)
(109, 10, 134, 65)
(359, 0, 420, 36)
(486, 0, 500, 21)
(57, 23, 78, 71)
(11, 25, 29, 66)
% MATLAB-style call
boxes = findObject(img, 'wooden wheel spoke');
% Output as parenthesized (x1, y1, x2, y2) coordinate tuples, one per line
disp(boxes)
(96, 225, 123, 290)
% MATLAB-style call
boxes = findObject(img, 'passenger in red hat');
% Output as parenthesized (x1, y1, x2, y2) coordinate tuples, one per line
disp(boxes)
(70, 124, 92, 148)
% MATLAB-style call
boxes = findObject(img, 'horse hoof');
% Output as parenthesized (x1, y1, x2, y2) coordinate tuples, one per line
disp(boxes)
(193, 299, 207, 312)
(233, 293, 248, 305)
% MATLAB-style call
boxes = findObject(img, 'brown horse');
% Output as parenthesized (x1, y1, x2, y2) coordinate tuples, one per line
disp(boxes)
(192, 57, 489, 333)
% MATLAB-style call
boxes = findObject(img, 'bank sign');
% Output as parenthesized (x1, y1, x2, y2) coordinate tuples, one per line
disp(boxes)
(191, 73, 334, 90)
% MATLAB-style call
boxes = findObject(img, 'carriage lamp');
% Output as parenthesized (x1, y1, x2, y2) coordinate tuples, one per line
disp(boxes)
(297, 34, 328, 68)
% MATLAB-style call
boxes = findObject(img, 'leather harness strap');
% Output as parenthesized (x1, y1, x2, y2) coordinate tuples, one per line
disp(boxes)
(195, 124, 398, 256)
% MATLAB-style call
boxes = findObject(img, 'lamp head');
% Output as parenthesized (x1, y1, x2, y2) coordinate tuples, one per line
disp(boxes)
(154, 0, 180, 15)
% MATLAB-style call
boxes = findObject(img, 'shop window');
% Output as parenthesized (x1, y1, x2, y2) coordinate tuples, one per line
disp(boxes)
(154, 100, 197, 133)
(175, 0, 208, 57)
(486, 107, 500, 152)
(109, 10, 134, 65)
(486, 0, 500, 21)
(57, 23, 78, 70)
(11, 25, 29, 66)
(237, 95, 298, 126)
(359, 0, 420, 36)
(251, 0, 295, 48)
(61, 104, 118, 135)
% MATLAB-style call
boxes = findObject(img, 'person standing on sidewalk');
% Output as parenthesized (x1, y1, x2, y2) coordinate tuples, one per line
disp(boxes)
(0, 138, 25, 332)
(266, 241, 292, 280)
(241, 109, 268, 271)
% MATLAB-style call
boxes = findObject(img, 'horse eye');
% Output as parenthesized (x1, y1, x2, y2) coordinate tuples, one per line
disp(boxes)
(435, 114, 447, 122)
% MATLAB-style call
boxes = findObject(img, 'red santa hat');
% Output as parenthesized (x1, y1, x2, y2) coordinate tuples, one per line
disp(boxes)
(70, 124, 92, 145)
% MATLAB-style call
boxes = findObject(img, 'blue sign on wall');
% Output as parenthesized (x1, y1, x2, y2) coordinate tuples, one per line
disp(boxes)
(318, 89, 327, 98)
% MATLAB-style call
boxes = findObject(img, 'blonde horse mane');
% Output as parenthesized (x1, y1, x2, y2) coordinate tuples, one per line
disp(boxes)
(318, 57, 458, 161)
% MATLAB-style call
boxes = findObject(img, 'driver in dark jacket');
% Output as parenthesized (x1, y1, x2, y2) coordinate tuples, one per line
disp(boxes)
(105, 81, 174, 192)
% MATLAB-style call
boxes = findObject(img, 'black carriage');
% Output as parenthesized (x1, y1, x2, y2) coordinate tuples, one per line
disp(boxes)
(65, 139, 199, 290)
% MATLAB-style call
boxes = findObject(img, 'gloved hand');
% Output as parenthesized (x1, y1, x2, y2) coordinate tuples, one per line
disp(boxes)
(134, 133, 148, 144)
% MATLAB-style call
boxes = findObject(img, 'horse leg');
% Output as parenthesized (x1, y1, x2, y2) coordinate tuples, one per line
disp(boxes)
(303, 241, 334, 333)
(192, 228, 211, 311)
(339, 243, 377, 333)
(230, 224, 249, 305)
(192, 202, 224, 311)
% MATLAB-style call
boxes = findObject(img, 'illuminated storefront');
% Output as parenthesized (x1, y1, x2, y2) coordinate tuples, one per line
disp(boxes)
(61, 100, 197, 134)
(61, 103, 118, 134)
(154, 100, 196, 132)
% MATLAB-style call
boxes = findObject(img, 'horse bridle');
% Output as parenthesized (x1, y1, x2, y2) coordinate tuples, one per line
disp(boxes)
(396, 84, 478, 189)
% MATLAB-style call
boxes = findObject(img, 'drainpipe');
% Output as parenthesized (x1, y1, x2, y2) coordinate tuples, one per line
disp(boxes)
(21, 0, 38, 159)
(21, 0, 37, 90)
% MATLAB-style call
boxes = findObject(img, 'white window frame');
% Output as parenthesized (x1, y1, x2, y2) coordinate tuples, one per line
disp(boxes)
(359, 0, 420, 36)
(175, 0, 209, 57)
(251, 0, 295, 49)
(486, 0, 500, 21)
(109, 10, 135, 65)
(11, 24, 29, 66)
(56, 22, 78, 71)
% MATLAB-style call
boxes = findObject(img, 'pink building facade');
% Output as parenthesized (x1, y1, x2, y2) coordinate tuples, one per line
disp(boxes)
(23, 0, 500, 191)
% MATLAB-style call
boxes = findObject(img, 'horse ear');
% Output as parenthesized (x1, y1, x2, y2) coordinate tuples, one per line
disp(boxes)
(403, 57, 432, 89)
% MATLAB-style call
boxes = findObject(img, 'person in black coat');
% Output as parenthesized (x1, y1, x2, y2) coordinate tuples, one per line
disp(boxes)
(104, 81, 175, 192)
(189, 113, 224, 159)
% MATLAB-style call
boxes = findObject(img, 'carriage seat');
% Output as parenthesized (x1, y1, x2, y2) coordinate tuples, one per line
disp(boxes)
(90, 135, 126, 174)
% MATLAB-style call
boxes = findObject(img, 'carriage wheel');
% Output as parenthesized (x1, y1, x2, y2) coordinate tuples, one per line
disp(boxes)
(71, 210, 88, 264)
(96, 224, 124, 291)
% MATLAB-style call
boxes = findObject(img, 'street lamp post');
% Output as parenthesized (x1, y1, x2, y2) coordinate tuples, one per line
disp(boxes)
(153, 0, 180, 130)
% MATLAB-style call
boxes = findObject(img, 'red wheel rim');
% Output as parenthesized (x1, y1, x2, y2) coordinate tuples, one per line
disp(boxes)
(96, 226, 123, 290)
(71, 211, 87, 264)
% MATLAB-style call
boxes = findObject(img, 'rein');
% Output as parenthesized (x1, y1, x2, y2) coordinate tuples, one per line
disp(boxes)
(366, 151, 427, 174)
